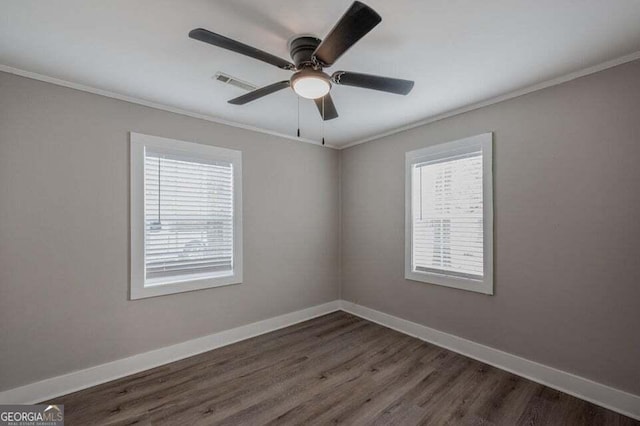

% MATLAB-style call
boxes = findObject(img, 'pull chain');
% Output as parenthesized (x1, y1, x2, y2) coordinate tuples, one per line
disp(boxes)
(321, 96, 325, 145)
(296, 96, 300, 138)
(157, 157, 161, 224)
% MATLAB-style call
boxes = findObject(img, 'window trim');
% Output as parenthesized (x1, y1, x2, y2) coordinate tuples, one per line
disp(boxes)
(404, 132, 494, 295)
(130, 132, 243, 300)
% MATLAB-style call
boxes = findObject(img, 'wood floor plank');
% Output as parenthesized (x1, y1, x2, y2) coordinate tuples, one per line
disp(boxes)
(44, 312, 639, 425)
(211, 325, 406, 425)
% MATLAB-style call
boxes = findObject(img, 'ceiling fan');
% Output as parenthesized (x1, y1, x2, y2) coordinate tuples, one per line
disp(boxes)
(188, 1, 414, 121)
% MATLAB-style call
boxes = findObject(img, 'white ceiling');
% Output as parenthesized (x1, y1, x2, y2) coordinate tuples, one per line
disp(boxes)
(2, 1, 640, 147)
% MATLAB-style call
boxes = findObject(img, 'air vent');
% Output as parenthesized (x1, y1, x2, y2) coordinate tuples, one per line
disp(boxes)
(213, 72, 258, 91)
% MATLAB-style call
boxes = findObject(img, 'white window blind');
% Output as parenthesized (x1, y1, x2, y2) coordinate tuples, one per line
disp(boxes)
(130, 132, 242, 299)
(405, 133, 493, 294)
(144, 151, 234, 284)
(411, 151, 483, 279)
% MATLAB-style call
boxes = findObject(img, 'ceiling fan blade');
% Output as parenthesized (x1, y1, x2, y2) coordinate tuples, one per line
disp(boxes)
(228, 81, 290, 105)
(189, 28, 295, 70)
(332, 71, 414, 95)
(314, 94, 339, 120)
(312, 1, 381, 67)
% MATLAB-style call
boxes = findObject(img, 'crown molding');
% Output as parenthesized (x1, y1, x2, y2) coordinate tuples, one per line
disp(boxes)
(3, 50, 640, 151)
(340, 50, 640, 150)
(0, 64, 338, 150)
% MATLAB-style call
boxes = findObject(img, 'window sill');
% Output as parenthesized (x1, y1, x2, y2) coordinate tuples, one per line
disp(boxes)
(130, 273, 242, 300)
(405, 269, 493, 295)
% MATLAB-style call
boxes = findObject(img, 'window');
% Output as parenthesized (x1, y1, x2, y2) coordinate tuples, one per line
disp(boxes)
(130, 133, 242, 299)
(405, 133, 493, 294)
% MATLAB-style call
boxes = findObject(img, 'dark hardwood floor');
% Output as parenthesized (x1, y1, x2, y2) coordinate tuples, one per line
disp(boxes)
(46, 312, 638, 425)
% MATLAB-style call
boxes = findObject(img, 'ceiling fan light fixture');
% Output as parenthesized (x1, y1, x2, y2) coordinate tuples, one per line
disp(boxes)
(291, 71, 331, 99)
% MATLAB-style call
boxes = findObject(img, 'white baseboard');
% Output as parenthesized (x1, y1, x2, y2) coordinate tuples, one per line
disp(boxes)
(0, 300, 341, 404)
(340, 300, 640, 421)
(2, 299, 638, 420)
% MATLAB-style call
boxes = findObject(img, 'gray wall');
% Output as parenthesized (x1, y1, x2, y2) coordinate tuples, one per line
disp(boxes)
(341, 60, 640, 395)
(0, 72, 340, 391)
(2, 59, 640, 396)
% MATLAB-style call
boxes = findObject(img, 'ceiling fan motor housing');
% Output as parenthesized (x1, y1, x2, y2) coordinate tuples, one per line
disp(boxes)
(288, 35, 321, 69)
